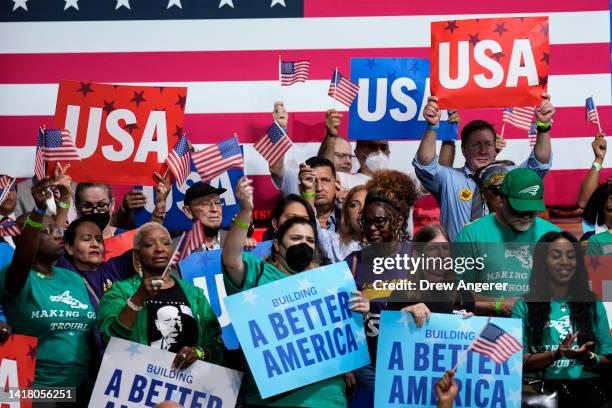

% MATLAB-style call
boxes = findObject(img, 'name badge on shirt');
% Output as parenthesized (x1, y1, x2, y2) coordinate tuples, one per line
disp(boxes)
(459, 188, 473, 201)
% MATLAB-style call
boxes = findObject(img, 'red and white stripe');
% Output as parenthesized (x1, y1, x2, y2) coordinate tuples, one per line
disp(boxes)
(328, 72, 360, 107)
(503, 107, 536, 131)
(281, 60, 311, 86)
(471, 333, 523, 364)
(0, 1, 610, 209)
(253, 127, 293, 167)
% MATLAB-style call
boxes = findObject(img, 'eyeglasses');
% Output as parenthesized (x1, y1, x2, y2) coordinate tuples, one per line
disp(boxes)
(79, 202, 110, 214)
(41, 226, 65, 236)
(334, 153, 356, 160)
(486, 185, 501, 196)
(191, 200, 222, 209)
(360, 216, 389, 229)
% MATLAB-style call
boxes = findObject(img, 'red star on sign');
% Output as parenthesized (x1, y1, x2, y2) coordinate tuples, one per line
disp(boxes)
(493, 22, 508, 37)
(468, 33, 480, 46)
(26, 344, 37, 361)
(76, 82, 93, 97)
(540, 52, 549, 65)
(130, 90, 146, 107)
(539, 76, 548, 88)
(175, 94, 187, 110)
(103, 100, 116, 114)
(492, 52, 505, 62)
(445, 20, 459, 34)
(539, 23, 549, 37)
(123, 123, 139, 135)
(173, 125, 183, 137)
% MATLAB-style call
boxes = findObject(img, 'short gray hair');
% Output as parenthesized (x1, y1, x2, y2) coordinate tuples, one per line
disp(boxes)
(133, 222, 171, 251)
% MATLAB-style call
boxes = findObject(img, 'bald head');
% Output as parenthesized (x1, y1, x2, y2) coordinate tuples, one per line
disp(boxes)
(334, 137, 353, 173)
(154, 401, 183, 408)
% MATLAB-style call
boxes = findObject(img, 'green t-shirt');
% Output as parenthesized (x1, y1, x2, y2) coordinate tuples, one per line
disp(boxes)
(224, 253, 347, 407)
(586, 230, 612, 255)
(454, 214, 560, 297)
(512, 299, 612, 379)
(0, 266, 96, 387)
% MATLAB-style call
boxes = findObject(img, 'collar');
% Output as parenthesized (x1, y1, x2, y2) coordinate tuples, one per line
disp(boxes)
(202, 231, 221, 250)
(462, 165, 475, 178)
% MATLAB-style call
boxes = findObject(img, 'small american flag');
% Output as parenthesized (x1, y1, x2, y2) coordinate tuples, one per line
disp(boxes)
(586, 96, 601, 129)
(34, 128, 46, 180)
(192, 136, 244, 181)
(528, 122, 538, 148)
(254, 122, 293, 167)
(166, 134, 192, 187)
(502, 107, 536, 131)
(41, 129, 81, 161)
(470, 322, 523, 364)
(172, 221, 206, 264)
(0, 219, 21, 237)
(0, 176, 15, 206)
(280, 60, 311, 86)
(328, 70, 360, 107)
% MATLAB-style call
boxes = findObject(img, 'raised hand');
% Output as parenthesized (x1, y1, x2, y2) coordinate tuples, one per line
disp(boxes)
(31, 178, 56, 210)
(325, 109, 342, 137)
(235, 176, 254, 211)
(423, 96, 441, 126)
(535, 93, 555, 124)
(495, 133, 507, 153)
(592, 132, 607, 162)
(122, 190, 148, 211)
(153, 172, 172, 207)
(53, 163, 72, 201)
(273, 101, 288, 129)
(298, 163, 316, 194)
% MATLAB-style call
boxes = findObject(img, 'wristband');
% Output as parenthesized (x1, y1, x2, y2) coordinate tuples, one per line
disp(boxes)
(495, 297, 505, 314)
(55, 200, 70, 209)
(536, 120, 552, 132)
(25, 217, 44, 229)
(233, 218, 250, 229)
(126, 297, 143, 312)
(427, 124, 440, 131)
(194, 346, 205, 360)
(302, 192, 316, 199)
(33, 207, 46, 215)
(592, 161, 603, 172)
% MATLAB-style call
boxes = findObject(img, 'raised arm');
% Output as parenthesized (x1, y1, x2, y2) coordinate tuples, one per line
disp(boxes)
(416, 96, 442, 165)
(221, 176, 254, 286)
(52, 163, 72, 228)
(577, 133, 607, 209)
(268, 102, 289, 182)
(438, 110, 461, 167)
(150, 172, 172, 225)
(533, 93, 554, 164)
(317, 109, 342, 163)
(5, 179, 54, 294)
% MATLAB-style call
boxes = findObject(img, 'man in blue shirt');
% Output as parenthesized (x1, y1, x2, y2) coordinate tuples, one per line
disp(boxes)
(413, 94, 555, 240)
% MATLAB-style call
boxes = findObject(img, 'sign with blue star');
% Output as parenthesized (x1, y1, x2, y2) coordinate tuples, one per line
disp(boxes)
(348, 58, 458, 141)
(134, 162, 244, 230)
(179, 241, 273, 349)
(375, 312, 523, 408)
(89, 337, 242, 408)
(225, 262, 370, 398)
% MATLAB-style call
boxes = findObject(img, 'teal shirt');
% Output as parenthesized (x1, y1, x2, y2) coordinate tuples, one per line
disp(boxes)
(512, 299, 612, 379)
(454, 214, 560, 297)
(223, 253, 347, 407)
(0, 266, 95, 387)
(586, 230, 612, 255)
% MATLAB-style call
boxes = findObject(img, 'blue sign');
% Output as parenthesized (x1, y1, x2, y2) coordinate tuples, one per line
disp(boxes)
(375, 312, 523, 408)
(225, 262, 371, 398)
(134, 163, 243, 230)
(348, 58, 458, 140)
(179, 241, 273, 350)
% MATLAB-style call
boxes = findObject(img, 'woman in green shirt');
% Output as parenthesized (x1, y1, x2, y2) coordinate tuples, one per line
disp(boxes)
(222, 177, 370, 407)
(98, 222, 223, 369)
(0, 176, 96, 407)
(512, 231, 612, 407)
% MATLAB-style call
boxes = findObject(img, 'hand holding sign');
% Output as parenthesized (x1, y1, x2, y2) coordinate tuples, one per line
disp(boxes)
(423, 96, 442, 126)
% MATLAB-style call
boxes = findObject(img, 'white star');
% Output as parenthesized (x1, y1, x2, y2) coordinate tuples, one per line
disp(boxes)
(397, 312, 412, 328)
(356, 329, 367, 345)
(242, 290, 258, 306)
(297, 277, 312, 291)
(507, 388, 522, 407)
(270, 0, 286, 6)
(64, 0, 78, 10)
(218, 0, 234, 7)
(167, 0, 182, 9)
(115, 0, 130, 10)
(12, 0, 28, 11)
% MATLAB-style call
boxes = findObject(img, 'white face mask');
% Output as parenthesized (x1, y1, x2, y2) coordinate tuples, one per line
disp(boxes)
(364, 151, 389, 172)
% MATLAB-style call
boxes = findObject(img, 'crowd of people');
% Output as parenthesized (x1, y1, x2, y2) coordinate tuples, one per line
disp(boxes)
(0, 93, 611, 408)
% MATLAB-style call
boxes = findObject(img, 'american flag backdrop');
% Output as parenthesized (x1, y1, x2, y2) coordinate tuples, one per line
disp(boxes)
(0, 0, 610, 210)
(502, 107, 536, 131)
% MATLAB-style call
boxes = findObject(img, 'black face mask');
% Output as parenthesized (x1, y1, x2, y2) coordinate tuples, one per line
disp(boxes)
(282, 242, 314, 273)
(81, 212, 111, 232)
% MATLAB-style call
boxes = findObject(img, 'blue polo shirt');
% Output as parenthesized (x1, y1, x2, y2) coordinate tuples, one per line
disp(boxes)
(413, 150, 551, 240)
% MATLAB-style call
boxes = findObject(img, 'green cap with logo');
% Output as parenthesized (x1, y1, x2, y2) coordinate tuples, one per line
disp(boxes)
(500, 168, 545, 212)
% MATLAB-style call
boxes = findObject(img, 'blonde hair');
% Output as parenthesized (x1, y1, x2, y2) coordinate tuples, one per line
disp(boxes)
(133, 222, 171, 251)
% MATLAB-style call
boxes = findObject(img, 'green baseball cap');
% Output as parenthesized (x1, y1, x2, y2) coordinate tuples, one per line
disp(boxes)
(500, 168, 545, 212)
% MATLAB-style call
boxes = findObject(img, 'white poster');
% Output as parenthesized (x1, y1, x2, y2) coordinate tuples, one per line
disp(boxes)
(89, 338, 242, 408)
